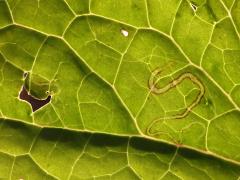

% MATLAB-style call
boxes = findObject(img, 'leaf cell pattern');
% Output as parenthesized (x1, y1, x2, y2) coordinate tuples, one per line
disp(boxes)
(0, 0, 240, 179)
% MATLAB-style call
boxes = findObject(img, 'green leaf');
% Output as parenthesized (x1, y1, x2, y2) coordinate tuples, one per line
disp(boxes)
(0, 120, 240, 179)
(0, 0, 240, 179)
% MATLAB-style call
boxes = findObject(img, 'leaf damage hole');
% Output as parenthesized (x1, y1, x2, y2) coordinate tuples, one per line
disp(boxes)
(19, 86, 51, 112)
(190, 2, 197, 11)
(121, 29, 129, 37)
(23, 72, 28, 78)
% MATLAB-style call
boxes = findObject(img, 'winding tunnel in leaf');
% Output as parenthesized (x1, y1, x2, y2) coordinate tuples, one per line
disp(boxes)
(0, 0, 240, 179)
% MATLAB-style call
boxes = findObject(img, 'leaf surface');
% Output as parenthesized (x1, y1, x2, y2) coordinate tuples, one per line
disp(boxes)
(0, 0, 240, 179)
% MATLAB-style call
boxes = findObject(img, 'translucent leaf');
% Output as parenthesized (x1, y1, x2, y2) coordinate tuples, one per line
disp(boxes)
(0, 0, 240, 178)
